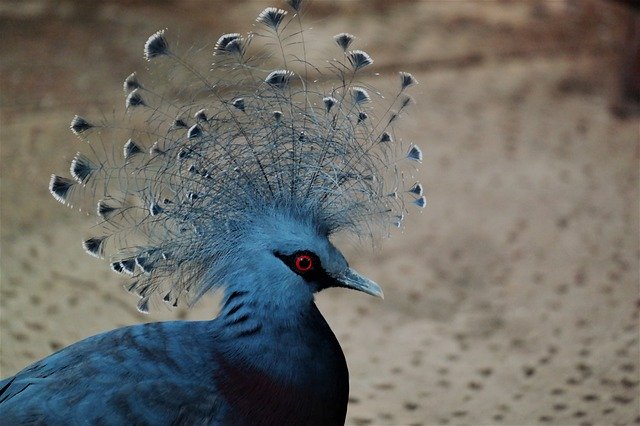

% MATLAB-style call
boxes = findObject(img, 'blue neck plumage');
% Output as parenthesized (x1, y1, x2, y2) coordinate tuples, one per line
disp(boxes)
(214, 285, 334, 383)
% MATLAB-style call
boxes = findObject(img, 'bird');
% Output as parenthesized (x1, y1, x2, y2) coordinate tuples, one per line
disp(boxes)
(0, 1, 424, 424)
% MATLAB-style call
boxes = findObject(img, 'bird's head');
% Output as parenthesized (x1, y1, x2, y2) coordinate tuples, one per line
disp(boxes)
(225, 208, 383, 305)
(53, 14, 424, 314)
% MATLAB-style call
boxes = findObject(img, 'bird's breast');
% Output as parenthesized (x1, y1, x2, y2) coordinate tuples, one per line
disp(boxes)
(212, 306, 348, 426)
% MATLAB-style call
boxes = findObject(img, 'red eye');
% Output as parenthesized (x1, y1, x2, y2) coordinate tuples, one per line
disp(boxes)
(295, 254, 313, 273)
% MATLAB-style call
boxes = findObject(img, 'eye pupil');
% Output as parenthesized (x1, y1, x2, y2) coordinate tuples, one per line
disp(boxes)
(295, 255, 313, 272)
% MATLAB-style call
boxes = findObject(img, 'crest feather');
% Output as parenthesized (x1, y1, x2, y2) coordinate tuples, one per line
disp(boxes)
(50, 4, 424, 310)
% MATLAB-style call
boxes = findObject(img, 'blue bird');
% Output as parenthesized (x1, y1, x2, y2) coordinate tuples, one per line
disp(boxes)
(1, 2, 424, 424)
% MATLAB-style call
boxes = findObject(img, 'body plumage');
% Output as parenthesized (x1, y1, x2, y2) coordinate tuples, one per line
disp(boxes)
(1, 303, 347, 425)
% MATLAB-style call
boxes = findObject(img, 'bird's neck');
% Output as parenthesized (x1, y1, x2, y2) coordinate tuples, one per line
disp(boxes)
(212, 292, 349, 425)
(215, 291, 343, 376)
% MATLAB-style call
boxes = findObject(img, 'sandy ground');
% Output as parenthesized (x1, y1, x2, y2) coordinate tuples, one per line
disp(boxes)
(1, 1, 639, 425)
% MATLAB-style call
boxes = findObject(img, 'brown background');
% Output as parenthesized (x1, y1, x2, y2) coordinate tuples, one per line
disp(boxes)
(1, 0, 638, 425)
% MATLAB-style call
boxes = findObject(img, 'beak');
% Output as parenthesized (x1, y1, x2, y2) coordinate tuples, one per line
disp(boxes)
(336, 268, 384, 299)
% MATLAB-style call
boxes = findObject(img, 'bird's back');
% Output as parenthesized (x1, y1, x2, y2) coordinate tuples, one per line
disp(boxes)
(0, 321, 225, 424)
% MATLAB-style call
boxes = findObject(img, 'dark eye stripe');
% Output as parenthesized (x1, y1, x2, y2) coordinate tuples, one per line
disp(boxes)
(273, 250, 341, 291)
(274, 251, 324, 278)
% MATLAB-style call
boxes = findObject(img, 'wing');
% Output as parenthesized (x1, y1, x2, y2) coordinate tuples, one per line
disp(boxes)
(0, 321, 226, 425)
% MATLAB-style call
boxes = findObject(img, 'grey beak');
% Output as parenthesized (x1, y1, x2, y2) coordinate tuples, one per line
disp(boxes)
(337, 268, 384, 299)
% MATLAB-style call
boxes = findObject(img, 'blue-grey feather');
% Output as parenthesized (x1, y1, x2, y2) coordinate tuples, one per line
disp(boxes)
(3, 3, 427, 423)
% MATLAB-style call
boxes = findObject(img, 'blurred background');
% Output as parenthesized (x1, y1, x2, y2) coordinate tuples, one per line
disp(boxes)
(1, 0, 638, 425)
